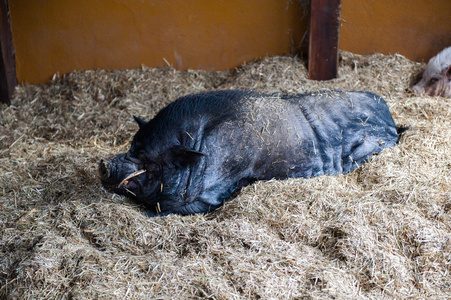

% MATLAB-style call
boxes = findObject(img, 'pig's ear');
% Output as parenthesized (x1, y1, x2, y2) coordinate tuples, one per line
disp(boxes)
(164, 145, 204, 168)
(133, 116, 147, 128)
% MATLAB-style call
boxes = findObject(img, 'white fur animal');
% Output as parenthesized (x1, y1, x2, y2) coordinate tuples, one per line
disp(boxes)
(412, 47, 451, 97)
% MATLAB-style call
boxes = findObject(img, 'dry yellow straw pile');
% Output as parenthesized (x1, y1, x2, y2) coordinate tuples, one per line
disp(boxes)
(1, 51, 450, 299)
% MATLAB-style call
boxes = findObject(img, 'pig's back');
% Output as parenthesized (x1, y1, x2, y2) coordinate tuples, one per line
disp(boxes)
(283, 90, 399, 175)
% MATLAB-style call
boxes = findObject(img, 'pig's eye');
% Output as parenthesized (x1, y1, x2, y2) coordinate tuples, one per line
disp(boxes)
(131, 141, 143, 152)
(124, 152, 141, 164)
(429, 77, 439, 84)
(138, 152, 150, 163)
(126, 154, 141, 164)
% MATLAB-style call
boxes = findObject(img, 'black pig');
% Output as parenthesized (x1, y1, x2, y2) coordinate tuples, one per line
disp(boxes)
(100, 90, 406, 216)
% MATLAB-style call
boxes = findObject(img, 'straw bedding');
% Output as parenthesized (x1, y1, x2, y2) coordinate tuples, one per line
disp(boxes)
(1, 51, 450, 299)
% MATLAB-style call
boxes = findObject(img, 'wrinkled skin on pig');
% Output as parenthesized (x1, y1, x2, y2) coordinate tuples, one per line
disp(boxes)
(100, 90, 405, 216)
(412, 46, 451, 97)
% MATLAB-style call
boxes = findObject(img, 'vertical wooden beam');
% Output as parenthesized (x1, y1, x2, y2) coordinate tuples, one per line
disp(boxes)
(308, 0, 342, 81)
(0, 0, 17, 104)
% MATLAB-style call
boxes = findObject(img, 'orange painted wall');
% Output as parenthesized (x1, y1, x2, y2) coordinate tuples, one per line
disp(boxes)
(340, 0, 451, 62)
(8, 0, 451, 84)
(9, 0, 307, 84)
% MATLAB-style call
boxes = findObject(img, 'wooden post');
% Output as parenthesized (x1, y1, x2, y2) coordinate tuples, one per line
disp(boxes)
(308, 0, 342, 81)
(0, 0, 17, 104)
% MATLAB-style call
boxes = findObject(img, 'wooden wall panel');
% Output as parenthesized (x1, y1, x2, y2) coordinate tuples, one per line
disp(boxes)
(340, 0, 451, 62)
(9, 0, 306, 84)
(7, 0, 451, 84)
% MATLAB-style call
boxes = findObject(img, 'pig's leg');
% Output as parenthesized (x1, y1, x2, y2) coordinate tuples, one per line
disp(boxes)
(342, 139, 379, 173)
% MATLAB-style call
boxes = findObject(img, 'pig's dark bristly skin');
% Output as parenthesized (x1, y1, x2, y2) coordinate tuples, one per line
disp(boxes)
(412, 46, 451, 97)
(100, 90, 406, 216)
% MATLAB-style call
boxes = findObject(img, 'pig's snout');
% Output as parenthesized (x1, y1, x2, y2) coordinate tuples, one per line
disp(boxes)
(411, 84, 424, 95)
(99, 159, 113, 181)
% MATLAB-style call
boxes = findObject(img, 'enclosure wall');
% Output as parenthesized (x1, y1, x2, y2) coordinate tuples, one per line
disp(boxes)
(9, 0, 307, 84)
(340, 0, 451, 63)
(9, 0, 451, 84)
